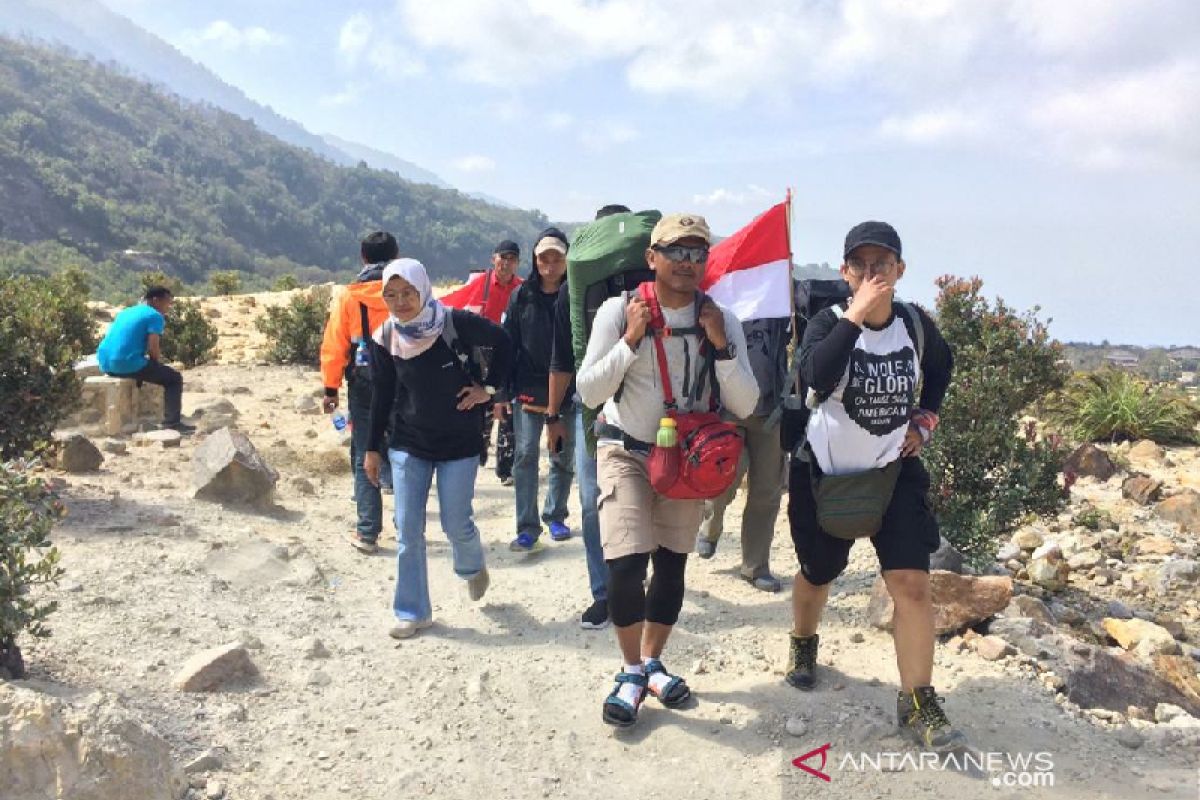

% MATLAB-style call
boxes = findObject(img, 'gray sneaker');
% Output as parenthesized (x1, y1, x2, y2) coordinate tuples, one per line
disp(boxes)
(696, 537, 717, 559)
(745, 572, 781, 593)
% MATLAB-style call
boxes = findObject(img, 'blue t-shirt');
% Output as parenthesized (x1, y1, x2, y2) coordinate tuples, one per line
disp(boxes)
(97, 304, 165, 374)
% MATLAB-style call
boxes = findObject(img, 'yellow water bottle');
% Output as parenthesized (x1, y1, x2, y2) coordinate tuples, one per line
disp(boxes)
(656, 417, 678, 448)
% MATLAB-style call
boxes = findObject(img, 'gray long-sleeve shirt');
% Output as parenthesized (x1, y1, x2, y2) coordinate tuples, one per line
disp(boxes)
(577, 295, 759, 444)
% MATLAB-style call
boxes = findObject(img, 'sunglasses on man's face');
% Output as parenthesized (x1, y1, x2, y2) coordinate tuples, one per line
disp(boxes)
(653, 244, 709, 264)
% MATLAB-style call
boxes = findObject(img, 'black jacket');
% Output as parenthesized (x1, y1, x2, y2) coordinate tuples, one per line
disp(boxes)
(367, 309, 513, 461)
(502, 227, 571, 407)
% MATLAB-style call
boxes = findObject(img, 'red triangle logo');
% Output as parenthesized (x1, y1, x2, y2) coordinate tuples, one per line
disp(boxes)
(792, 743, 832, 782)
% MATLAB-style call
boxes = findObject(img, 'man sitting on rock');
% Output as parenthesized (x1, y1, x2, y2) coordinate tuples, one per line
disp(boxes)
(97, 285, 193, 433)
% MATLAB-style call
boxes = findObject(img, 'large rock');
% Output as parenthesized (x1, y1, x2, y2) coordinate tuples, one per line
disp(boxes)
(1136, 535, 1177, 557)
(192, 428, 278, 507)
(55, 433, 103, 473)
(192, 398, 240, 434)
(1028, 556, 1070, 591)
(1004, 595, 1056, 625)
(1062, 644, 1200, 716)
(1128, 439, 1166, 463)
(988, 616, 1061, 660)
(1122, 474, 1163, 505)
(0, 683, 186, 800)
(1157, 491, 1200, 534)
(173, 643, 257, 692)
(1153, 655, 1200, 711)
(1152, 559, 1200, 596)
(1063, 443, 1118, 480)
(929, 536, 965, 573)
(867, 571, 1012, 634)
(1102, 617, 1181, 658)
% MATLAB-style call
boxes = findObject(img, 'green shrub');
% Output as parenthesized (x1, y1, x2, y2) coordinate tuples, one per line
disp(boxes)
(161, 299, 219, 368)
(924, 276, 1071, 565)
(209, 270, 242, 296)
(1045, 369, 1200, 444)
(255, 286, 330, 366)
(0, 459, 65, 678)
(1073, 503, 1115, 532)
(139, 270, 184, 297)
(0, 272, 96, 459)
(272, 274, 300, 291)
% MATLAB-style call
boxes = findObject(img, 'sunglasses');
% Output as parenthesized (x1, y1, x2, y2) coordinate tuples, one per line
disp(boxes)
(653, 244, 709, 264)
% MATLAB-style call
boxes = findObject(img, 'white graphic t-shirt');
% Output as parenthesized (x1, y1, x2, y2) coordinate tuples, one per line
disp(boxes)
(806, 314, 919, 476)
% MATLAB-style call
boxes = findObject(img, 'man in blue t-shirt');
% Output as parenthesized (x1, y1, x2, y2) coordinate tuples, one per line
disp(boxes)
(96, 286, 192, 432)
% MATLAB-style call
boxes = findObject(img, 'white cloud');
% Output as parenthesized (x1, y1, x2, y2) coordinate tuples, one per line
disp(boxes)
(548, 112, 574, 131)
(183, 20, 287, 51)
(878, 109, 984, 146)
(452, 155, 496, 173)
(319, 84, 364, 108)
(337, 12, 426, 79)
(578, 121, 638, 151)
(692, 184, 775, 207)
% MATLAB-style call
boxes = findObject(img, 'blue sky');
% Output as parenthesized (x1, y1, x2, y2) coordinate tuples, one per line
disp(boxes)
(102, 0, 1200, 345)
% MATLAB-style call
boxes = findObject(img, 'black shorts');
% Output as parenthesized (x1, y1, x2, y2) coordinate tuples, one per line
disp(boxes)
(787, 455, 941, 586)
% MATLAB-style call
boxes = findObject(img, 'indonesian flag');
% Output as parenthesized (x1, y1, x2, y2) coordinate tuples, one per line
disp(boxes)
(701, 201, 792, 321)
(438, 270, 488, 312)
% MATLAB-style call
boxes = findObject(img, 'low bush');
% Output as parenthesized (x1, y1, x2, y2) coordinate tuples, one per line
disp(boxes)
(924, 276, 1072, 565)
(1073, 503, 1115, 532)
(0, 271, 96, 458)
(161, 299, 219, 368)
(0, 459, 65, 678)
(209, 270, 243, 296)
(140, 270, 184, 297)
(255, 286, 330, 366)
(272, 274, 299, 291)
(1045, 369, 1200, 444)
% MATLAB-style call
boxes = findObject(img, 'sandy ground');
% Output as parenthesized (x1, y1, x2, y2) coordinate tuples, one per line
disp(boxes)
(15, 361, 1198, 800)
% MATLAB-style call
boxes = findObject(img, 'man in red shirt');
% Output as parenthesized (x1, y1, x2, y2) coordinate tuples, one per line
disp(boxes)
(442, 240, 524, 482)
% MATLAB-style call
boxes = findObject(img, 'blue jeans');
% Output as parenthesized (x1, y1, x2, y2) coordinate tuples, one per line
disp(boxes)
(390, 450, 485, 622)
(575, 404, 606, 603)
(512, 402, 576, 538)
(349, 381, 391, 540)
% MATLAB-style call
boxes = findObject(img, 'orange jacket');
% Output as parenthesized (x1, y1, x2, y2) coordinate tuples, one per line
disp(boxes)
(320, 280, 392, 391)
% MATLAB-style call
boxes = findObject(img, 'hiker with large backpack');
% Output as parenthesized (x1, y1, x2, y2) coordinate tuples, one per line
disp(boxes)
(544, 204, 633, 630)
(577, 213, 759, 728)
(319, 231, 398, 554)
(781, 221, 962, 750)
(497, 228, 577, 552)
(362, 259, 513, 640)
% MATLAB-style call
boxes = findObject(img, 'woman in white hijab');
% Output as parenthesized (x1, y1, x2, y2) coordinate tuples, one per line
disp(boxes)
(363, 258, 514, 639)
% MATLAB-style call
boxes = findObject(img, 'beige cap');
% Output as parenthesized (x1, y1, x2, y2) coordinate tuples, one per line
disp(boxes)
(651, 213, 712, 246)
(534, 237, 568, 256)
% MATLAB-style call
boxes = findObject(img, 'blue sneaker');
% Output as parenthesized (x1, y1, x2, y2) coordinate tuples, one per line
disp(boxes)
(509, 532, 538, 552)
(548, 521, 572, 542)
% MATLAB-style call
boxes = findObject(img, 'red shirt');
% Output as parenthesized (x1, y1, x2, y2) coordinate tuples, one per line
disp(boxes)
(441, 268, 522, 324)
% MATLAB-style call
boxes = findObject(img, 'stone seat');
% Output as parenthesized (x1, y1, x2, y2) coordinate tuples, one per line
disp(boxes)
(66, 374, 164, 435)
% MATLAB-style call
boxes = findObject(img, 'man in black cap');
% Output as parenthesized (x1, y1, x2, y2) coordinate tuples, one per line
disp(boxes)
(784, 220, 962, 752)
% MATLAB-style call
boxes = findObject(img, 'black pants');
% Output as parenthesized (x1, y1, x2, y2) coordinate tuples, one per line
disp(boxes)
(107, 361, 182, 424)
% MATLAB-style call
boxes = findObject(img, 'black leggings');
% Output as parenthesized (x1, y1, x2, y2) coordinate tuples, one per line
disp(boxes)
(607, 548, 688, 628)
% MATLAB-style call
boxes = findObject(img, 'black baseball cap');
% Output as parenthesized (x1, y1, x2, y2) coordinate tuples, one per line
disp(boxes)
(494, 240, 520, 256)
(843, 221, 902, 260)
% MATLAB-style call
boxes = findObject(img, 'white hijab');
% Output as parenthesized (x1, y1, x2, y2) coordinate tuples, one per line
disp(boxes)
(374, 258, 447, 360)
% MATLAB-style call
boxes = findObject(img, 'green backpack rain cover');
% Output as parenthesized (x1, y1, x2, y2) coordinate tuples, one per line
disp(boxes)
(567, 209, 662, 453)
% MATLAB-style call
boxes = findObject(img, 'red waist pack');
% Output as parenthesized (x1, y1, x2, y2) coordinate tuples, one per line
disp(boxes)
(637, 282, 743, 500)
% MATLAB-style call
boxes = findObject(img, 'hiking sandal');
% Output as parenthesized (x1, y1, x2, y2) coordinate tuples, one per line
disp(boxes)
(644, 658, 691, 708)
(602, 671, 648, 728)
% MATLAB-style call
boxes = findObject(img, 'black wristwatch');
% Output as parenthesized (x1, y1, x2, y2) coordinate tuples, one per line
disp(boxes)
(544, 413, 561, 424)
(713, 343, 736, 361)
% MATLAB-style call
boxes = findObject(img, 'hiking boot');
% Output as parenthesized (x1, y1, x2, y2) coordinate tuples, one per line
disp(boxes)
(389, 619, 433, 640)
(499, 475, 514, 487)
(348, 532, 378, 554)
(785, 633, 819, 691)
(467, 567, 490, 601)
(580, 600, 610, 630)
(695, 536, 717, 559)
(509, 532, 538, 552)
(744, 572, 781, 593)
(898, 686, 967, 751)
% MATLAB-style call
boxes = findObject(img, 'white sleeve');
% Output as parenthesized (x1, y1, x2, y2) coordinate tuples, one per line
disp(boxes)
(576, 297, 638, 409)
(714, 309, 760, 419)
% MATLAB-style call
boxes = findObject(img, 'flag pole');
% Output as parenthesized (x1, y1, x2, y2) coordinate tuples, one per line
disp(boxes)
(784, 187, 798, 347)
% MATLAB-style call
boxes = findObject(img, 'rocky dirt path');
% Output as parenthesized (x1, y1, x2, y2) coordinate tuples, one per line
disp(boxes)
(16, 364, 1199, 800)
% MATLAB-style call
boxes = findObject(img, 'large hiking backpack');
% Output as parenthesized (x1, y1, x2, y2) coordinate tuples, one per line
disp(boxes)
(567, 210, 661, 451)
(777, 279, 927, 456)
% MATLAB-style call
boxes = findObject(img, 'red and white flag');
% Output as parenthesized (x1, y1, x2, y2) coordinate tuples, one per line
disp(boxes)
(701, 200, 792, 321)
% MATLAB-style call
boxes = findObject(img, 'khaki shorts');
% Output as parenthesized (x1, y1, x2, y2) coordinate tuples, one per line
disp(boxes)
(596, 444, 703, 560)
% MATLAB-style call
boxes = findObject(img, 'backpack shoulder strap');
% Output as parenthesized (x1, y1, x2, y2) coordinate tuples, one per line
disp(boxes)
(480, 269, 492, 305)
(896, 302, 925, 365)
(440, 309, 460, 353)
(359, 302, 371, 343)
